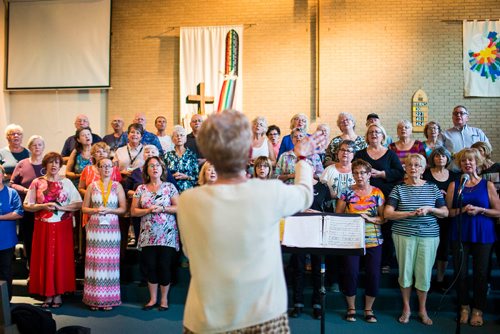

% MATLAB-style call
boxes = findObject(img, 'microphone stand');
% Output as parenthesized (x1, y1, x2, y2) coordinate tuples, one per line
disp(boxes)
(454, 189, 465, 334)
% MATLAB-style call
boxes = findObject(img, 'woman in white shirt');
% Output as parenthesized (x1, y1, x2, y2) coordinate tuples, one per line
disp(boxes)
(177, 110, 326, 333)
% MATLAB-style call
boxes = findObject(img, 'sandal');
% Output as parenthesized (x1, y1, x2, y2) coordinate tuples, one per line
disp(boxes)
(398, 311, 411, 324)
(103, 306, 113, 311)
(51, 302, 62, 308)
(364, 309, 377, 323)
(418, 312, 433, 325)
(345, 308, 356, 322)
(41, 298, 53, 309)
(459, 306, 470, 324)
(470, 308, 483, 327)
(89, 306, 99, 311)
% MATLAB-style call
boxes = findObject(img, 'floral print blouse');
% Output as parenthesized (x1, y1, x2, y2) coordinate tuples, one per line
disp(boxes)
(134, 182, 179, 250)
(164, 148, 199, 192)
(25, 177, 82, 223)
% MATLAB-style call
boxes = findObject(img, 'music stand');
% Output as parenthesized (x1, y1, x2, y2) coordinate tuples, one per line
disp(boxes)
(282, 213, 365, 334)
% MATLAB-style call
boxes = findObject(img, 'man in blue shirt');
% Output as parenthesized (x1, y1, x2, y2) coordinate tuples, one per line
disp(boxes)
(441, 105, 489, 170)
(0, 165, 23, 300)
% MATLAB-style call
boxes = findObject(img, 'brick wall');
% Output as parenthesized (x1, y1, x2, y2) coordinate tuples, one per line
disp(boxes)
(109, 0, 500, 158)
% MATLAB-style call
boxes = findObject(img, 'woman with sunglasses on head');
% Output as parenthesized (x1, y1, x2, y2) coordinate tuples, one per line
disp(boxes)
(81, 158, 126, 311)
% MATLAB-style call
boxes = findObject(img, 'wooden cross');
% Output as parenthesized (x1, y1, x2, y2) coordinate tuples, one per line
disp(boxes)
(186, 82, 214, 115)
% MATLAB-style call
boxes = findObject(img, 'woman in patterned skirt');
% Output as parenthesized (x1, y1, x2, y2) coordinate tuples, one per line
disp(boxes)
(131, 156, 179, 311)
(81, 158, 126, 311)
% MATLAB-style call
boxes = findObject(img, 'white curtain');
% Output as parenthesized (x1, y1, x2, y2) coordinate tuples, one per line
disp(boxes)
(180, 25, 243, 127)
(463, 20, 500, 97)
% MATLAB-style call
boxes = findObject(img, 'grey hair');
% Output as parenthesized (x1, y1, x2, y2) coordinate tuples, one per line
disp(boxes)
(172, 125, 187, 137)
(405, 153, 426, 170)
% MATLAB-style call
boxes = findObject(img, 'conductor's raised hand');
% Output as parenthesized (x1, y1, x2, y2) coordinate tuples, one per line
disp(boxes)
(293, 131, 327, 158)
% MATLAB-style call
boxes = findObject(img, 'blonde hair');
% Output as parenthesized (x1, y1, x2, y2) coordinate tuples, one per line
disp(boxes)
(365, 124, 387, 145)
(454, 148, 484, 171)
(198, 161, 217, 185)
(289, 113, 309, 130)
(90, 142, 111, 162)
(27, 135, 45, 149)
(252, 116, 268, 133)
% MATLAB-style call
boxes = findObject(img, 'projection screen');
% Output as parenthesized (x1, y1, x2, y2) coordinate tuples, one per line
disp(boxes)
(6, 0, 111, 89)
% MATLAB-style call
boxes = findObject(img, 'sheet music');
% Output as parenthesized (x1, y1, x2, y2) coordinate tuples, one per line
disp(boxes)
(323, 215, 365, 249)
(282, 214, 365, 250)
(282, 215, 323, 248)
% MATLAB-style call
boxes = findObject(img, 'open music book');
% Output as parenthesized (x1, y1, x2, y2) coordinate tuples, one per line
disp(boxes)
(281, 213, 365, 252)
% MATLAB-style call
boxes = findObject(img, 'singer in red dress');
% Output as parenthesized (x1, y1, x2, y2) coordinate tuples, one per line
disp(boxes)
(24, 152, 82, 308)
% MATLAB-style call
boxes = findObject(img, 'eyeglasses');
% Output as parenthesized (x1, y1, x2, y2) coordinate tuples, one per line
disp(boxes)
(368, 131, 382, 135)
(407, 163, 422, 168)
(339, 148, 354, 153)
(148, 164, 161, 169)
(452, 112, 468, 116)
(7, 132, 22, 137)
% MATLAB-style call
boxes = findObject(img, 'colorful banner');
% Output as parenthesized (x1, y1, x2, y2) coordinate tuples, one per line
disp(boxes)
(180, 26, 243, 127)
(463, 20, 500, 97)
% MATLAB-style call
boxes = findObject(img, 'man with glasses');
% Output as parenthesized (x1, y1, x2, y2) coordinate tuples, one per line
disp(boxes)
(185, 114, 206, 166)
(103, 116, 128, 156)
(442, 106, 489, 172)
(61, 114, 102, 161)
(442, 105, 489, 155)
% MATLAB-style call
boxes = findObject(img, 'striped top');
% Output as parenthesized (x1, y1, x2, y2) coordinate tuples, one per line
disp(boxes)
(387, 182, 445, 237)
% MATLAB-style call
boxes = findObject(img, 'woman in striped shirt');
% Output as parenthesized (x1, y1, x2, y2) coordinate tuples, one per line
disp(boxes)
(384, 153, 448, 325)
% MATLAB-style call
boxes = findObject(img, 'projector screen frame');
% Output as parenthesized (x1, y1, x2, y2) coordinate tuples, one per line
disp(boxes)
(5, 0, 112, 91)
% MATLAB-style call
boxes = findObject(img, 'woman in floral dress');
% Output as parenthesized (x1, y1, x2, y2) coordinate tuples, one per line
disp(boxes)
(81, 158, 126, 311)
(131, 156, 179, 311)
(24, 152, 82, 308)
(164, 125, 199, 192)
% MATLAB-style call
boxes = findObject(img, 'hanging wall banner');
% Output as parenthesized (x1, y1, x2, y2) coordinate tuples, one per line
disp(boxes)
(463, 20, 500, 97)
(180, 25, 243, 127)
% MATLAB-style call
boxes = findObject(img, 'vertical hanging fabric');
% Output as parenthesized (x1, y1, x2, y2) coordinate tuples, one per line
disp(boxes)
(463, 20, 500, 97)
(180, 26, 243, 126)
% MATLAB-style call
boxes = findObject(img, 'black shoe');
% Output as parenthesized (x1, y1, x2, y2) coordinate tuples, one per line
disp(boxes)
(142, 304, 156, 311)
(289, 307, 303, 318)
(313, 308, 322, 320)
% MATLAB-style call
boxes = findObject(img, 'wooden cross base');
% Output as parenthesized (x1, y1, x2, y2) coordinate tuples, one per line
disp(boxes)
(187, 82, 214, 115)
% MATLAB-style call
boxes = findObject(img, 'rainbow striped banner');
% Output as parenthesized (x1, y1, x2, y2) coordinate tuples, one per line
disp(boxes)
(217, 29, 239, 112)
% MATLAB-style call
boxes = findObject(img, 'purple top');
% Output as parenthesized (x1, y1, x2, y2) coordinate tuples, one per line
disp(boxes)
(10, 158, 44, 200)
(451, 178, 496, 244)
(388, 140, 425, 166)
